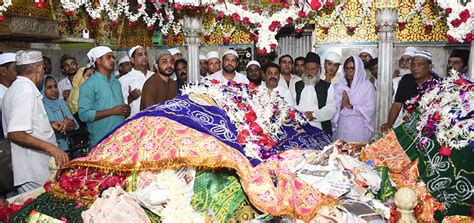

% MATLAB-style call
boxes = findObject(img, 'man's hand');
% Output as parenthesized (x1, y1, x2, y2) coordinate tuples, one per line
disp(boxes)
(113, 104, 131, 116)
(47, 145, 69, 167)
(51, 121, 67, 134)
(380, 123, 392, 133)
(127, 86, 142, 104)
(304, 111, 314, 121)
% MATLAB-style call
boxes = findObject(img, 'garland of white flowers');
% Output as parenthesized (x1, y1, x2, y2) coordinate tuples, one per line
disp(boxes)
(403, 71, 473, 150)
(398, 0, 444, 32)
(437, 0, 474, 43)
(0, 0, 12, 17)
(84, 0, 103, 20)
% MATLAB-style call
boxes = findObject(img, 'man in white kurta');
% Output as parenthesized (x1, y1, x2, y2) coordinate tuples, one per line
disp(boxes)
(119, 46, 153, 117)
(206, 50, 249, 85)
(278, 55, 301, 102)
(0, 53, 17, 112)
(292, 52, 336, 135)
(2, 51, 69, 193)
(260, 63, 294, 106)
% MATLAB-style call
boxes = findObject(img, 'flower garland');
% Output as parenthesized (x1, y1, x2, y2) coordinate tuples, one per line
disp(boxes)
(0, 0, 12, 21)
(181, 81, 306, 161)
(437, 1, 474, 43)
(403, 71, 473, 155)
(397, 0, 443, 33)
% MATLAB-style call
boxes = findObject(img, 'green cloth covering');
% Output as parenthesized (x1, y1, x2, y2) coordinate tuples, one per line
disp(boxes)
(9, 193, 86, 223)
(394, 111, 474, 220)
(191, 169, 246, 223)
(375, 166, 394, 202)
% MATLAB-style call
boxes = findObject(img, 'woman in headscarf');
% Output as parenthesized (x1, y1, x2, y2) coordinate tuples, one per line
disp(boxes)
(68, 66, 94, 124)
(42, 75, 79, 151)
(331, 56, 376, 142)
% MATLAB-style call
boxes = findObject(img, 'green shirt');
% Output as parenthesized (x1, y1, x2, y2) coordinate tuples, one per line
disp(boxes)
(78, 71, 125, 150)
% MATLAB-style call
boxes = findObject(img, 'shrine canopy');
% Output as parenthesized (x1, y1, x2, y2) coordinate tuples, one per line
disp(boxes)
(0, 0, 472, 50)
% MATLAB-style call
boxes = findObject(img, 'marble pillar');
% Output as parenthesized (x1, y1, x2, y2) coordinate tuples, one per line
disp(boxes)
(183, 17, 202, 84)
(375, 8, 398, 133)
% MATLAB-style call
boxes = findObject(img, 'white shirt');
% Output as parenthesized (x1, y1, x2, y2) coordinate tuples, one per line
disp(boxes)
(207, 70, 250, 85)
(293, 83, 336, 129)
(0, 84, 7, 112)
(119, 68, 154, 117)
(259, 83, 295, 106)
(2, 76, 56, 186)
(58, 76, 72, 100)
(278, 74, 301, 103)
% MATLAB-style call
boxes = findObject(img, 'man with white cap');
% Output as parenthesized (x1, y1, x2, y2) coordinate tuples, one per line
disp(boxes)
(246, 60, 262, 86)
(119, 45, 153, 117)
(321, 51, 342, 84)
(168, 47, 182, 61)
(206, 51, 221, 76)
(141, 51, 177, 110)
(199, 54, 208, 78)
(79, 46, 130, 150)
(381, 50, 441, 132)
(2, 50, 69, 193)
(0, 53, 17, 112)
(207, 50, 249, 85)
(260, 63, 294, 105)
(359, 48, 376, 81)
(393, 47, 417, 101)
(117, 55, 132, 78)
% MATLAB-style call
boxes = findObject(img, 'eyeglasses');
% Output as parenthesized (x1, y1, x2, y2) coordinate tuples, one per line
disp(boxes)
(344, 67, 355, 72)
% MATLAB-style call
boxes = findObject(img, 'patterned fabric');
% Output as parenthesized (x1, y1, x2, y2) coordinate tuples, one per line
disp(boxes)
(191, 170, 246, 222)
(395, 112, 474, 220)
(99, 95, 332, 166)
(55, 117, 336, 221)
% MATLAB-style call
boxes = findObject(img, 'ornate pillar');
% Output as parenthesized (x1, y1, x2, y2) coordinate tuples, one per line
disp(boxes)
(375, 7, 398, 133)
(183, 17, 202, 84)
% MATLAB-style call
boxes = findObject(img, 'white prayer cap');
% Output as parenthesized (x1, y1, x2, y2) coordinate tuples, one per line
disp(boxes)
(413, 50, 432, 61)
(199, 54, 207, 60)
(206, 51, 219, 60)
(325, 51, 342, 64)
(87, 46, 113, 65)
(118, 55, 131, 65)
(128, 45, 143, 58)
(402, 47, 417, 57)
(168, 47, 181, 55)
(15, 50, 43, 65)
(359, 48, 375, 58)
(246, 60, 260, 68)
(223, 49, 239, 58)
(0, 53, 17, 65)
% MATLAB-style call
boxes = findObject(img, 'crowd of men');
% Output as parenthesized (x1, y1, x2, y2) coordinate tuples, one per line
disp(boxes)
(0, 45, 470, 206)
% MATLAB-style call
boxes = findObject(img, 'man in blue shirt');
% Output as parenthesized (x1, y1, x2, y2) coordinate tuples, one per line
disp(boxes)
(78, 46, 130, 150)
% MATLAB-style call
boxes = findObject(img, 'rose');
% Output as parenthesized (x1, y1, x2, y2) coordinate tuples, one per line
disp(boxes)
(245, 110, 257, 123)
(250, 122, 263, 134)
(451, 19, 462, 28)
(310, 0, 322, 10)
(459, 9, 470, 22)
(210, 79, 220, 84)
(438, 146, 452, 156)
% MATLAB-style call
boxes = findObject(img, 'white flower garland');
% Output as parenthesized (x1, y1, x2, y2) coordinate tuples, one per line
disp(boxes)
(0, 0, 12, 17)
(403, 71, 474, 150)
(437, 1, 474, 43)
(398, 0, 443, 32)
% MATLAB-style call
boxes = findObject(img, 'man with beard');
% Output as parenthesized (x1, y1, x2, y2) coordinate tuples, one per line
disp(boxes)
(320, 51, 342, 84)
(79, 46, 130, 150)
(58, 54, 78, 101)
(175, 59, 187, 92)
(278, 55, 301, 95)
(359, 48, 376, 81)
(246, 60, 262, 86)
(393, 47, 416, 98)
(259, 63, 294, 105)
(381, 51, 440, 132)
(206, 51, 221, 76)
(293, 52, 336, 135)
(42, 56, 52, 76)
(294, 57, 305, 77)
(199, 54, 208, 78)
(140, 52, 177, 110)
(446, 49, 470, 76)
(207, 50, 249, 84)
(3, 51, 69, 193)
(119, 45, 152, 117)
